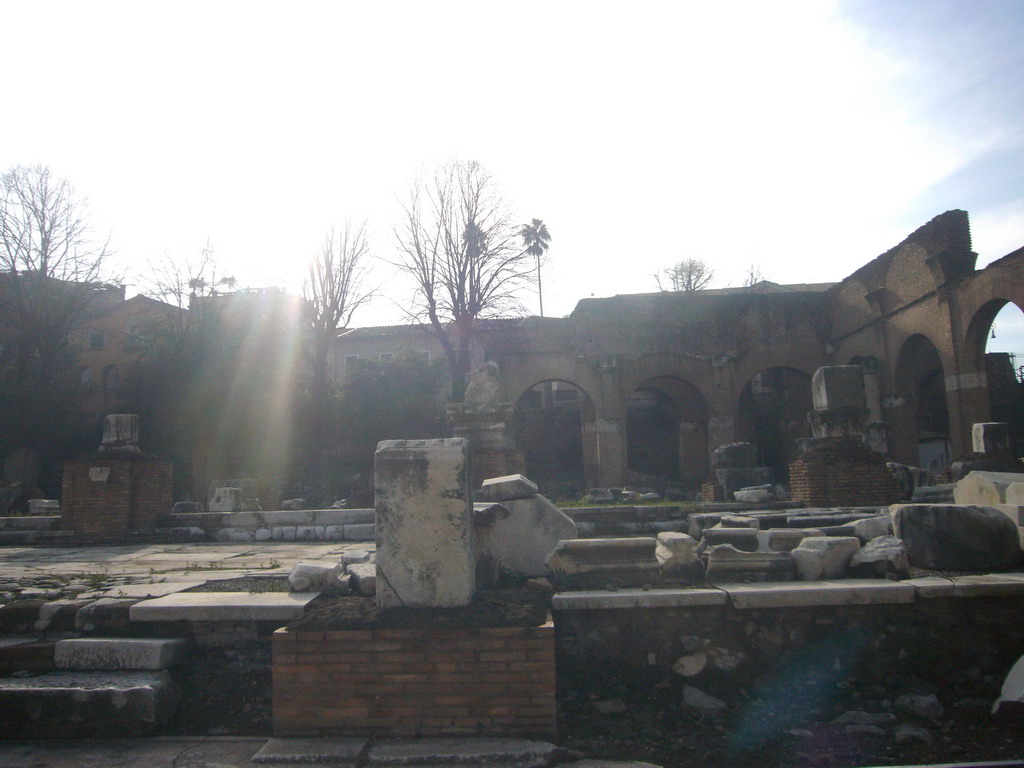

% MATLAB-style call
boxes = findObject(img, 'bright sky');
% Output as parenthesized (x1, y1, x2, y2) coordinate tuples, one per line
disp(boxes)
(2, 0, 1022, 351)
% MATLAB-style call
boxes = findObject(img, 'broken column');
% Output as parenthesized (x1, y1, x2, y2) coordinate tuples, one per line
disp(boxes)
(374, 438, 474, 608)
(807, 366, 868, 439)
(790, 366, 900, 507)
(445, 362, 525, 485)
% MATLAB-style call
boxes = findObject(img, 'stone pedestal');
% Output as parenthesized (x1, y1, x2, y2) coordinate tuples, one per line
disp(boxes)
(374, 438, 474, 608)
(445, 402, 524, 486)
(973, 422, 1011, 456)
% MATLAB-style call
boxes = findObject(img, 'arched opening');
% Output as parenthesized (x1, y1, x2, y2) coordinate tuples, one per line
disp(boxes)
(737, 367, 812, 482)
(626, 376, 708, 490)
(893, 334, 949, 472)
(966, 299, 1024, 456)
(513, 380, 594, 498)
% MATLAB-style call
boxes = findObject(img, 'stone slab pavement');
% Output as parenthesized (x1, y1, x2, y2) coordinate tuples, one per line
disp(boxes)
(0, 737, 666, 768)
(0, 542, 373, 591)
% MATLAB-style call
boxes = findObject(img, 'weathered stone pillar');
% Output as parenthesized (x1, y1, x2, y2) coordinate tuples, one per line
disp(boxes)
(374, 438, 474, 608)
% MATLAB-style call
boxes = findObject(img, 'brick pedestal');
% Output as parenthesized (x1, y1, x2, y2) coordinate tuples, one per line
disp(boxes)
(61, 454, 173, 538)
(272, 622, 556, 737)
(789, 438, 900, 507)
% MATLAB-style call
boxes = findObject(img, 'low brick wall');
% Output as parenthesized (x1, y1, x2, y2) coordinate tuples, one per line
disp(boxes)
(272, 623, 556, 737)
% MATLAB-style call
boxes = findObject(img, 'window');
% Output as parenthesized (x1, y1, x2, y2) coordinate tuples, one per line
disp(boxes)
(88, 331, 105, 350)
(125, 325, 144, 350)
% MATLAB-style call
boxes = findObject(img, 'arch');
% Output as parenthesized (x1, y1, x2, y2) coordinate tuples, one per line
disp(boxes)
(513, 379, 595, 497)
(626, 375, 708, 490)
(79, 367, 94, 389)
(964, 299, 1024, 456)
(892, 334, 949, 471)
(736, 367, 813, 482)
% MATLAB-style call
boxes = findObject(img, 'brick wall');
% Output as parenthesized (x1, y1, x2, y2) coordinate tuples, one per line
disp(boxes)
(789, 439, 900, 507)
(61, 454, 173, 537)
(272, 623, 556, 737)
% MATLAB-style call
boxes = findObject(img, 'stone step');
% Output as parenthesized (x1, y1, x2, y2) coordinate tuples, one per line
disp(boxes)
(252, 737, 560, 767)
(54, 637, 189, 670)
(0, 637, 55, 673)
(0, 670, 179, 737)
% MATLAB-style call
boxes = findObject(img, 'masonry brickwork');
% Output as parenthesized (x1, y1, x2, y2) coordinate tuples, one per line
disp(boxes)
(788, 439, 900, 507)
(272, 623, 556, 737)
(60, 454, 173, 538)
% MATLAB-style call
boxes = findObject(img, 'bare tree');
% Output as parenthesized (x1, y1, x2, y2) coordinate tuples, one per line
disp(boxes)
(304, 222, 374, 400)
(743, 263, 767, 291)
(655, 258, 715, 292)
(394, 160, 538, 399)
(139, 239, 235, 348)
(0, 165, 117, 374)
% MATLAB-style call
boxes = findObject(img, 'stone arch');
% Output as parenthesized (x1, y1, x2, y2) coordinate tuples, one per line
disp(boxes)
(964, 297, 1024, 456)
(892, 333, 949, 471)
(512, 379, 596, 497)
(625, 376, 708, 490)
(736, 367, 813, 482)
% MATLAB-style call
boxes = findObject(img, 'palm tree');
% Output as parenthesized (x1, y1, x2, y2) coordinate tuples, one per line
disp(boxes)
(521, 219, 551, 316)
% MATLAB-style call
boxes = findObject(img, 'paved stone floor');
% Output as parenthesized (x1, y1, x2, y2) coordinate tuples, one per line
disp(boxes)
(0, 542, 374, 595)
(0, 736, 270, 767)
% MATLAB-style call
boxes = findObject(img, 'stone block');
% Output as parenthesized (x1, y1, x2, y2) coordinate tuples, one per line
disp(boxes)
(701, 527, 759, 552)
(850, 515, 893, 542)
(374, 438, 474, 608)
(254, 527, 273, 541)
(0, 671, 178, 737)
(954, 471, 1024, 506)
(722, 579, 915, 609)
(547, 537, 660, 589)
(478, 494, 577, 577)
(27, 499, 59, 516)
(208, 487, 241, 513)
(733, 486, 775, 504)
(719, 515, 760, 529)
(812, 365, 866, 411)
(712, 442, 757, 469)
(756, 528, 821, 553)
(891, 503, 1022, 571)
(656, 532, 699, 576)
(324, 525, 346, 540)
(128, 592, 318, 622)
(705, 545, 794, 583)
(552, 588, 727, 610)
(288, 562, 342, 593)
(1007, 486, 1024, 506)
(366, 737, 558, 767)
(849, 535, 909, 579)
(343, 523, 375, 541)
(171, 501, 202, 514)
(272, 526, 296, 541)
(54, 638, 189, 670)
(791, 536, 861, 580)
(348, 563, 376, 596)
(973, 422, 1011, 455)
(477, 474, 539, 502)
(911, 484, 955, 503)
(295, 525, 325, 541)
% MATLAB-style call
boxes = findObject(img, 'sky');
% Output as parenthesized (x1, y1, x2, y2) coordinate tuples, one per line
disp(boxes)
(2, 0, 1023, 352)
